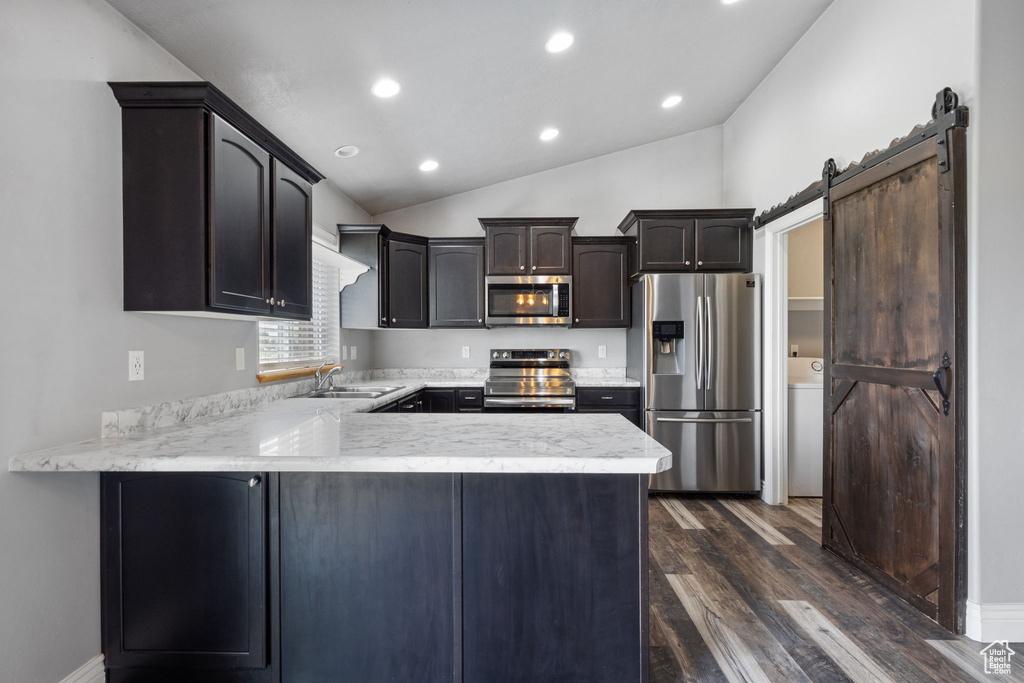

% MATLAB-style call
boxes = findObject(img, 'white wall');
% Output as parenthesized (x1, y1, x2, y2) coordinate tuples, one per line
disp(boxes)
(0, 1, 371, 680)
(969, 0, 1024, 618)
(369, 127, 724, 369)
(724, 0, 1023, 635)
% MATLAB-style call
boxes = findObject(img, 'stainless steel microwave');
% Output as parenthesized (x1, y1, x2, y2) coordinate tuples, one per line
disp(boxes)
(484, 275, 572, 326)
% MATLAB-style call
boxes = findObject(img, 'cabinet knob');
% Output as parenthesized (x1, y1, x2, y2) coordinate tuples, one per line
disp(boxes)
(248, 475, 262, 488)
(280, 300, 286, 307)
(520, 265, 525, 271)
(269, 298, 277, 305)
(266, 298, 271, 304)
(697, 261, 703, 266)
(478, 318, 483, 323)
(685, 261, 690, 266)
(531, 266, 537, 271)
(392, 318, 397, 323)
(574, 318, 580, 323)
(382, 317, 387, 322)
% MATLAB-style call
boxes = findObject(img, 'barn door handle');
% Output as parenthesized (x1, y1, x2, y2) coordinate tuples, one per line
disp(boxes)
(932, 352, 951, 416)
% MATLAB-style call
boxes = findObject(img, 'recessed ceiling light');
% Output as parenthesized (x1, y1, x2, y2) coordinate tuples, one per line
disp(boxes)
(545, 31, 574, 53)
(334, 145, 360, 158)
(419, 159, 439, 172)
(661, 95, 683, 109)
(371, 78, 401, 98)
(721, 0, 741, 4)
(539, 128, 560, 141)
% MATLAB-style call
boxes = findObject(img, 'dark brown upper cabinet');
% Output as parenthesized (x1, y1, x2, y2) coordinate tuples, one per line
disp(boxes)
(429, 238, 485, 328)
(572, 238, 630, 328)
(617, 209, 754, 275)
(480, 217, 576, 275)
(110, 82, 322, 320)
(386, 236, 429, 328)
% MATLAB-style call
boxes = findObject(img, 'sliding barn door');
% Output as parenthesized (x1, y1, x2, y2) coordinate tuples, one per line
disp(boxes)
(822, 92, 968, 632)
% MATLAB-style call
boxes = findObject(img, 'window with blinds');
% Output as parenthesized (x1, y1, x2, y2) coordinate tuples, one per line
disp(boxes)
(258, 257, 340, 370)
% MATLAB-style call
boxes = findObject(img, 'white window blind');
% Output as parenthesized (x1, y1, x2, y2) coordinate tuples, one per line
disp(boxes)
(258, 254, 340, 370)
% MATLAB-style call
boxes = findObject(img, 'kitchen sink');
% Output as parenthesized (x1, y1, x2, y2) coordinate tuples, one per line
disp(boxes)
(296, 386, 403, 400)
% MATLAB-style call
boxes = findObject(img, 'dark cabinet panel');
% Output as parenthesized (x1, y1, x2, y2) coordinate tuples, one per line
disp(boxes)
(529, 225, 572, 275)
(102, 473, 266, 672)
(111, 82, 322, 320)
(695, 217, 752, 272)
(270, 160, 313, 318)
(572, 238, 630, 327)
(387, 238, 428, 328)
(638, 218, 694, 272)
(486, 225, 528, 274)
(421, 388, 457, 413)
(429, 239, 485, 327)
(463, 473, 645, 683)
(577, 387, 641, 428)
(617, 209, 754, 275)
(457, 388, 484, 411)
(210, 116, 271, 313)
(279, 473, 457, 683)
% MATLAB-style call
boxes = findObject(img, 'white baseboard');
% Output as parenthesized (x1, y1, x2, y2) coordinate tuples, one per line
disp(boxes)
(965, 600, 1024, 642)
(60, 654, 104, 683)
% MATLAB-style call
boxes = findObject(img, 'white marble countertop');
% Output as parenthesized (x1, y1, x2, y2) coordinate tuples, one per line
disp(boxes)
(10, 377, 667, 475)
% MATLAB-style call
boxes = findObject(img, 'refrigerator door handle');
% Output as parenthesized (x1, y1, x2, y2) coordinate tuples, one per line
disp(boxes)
(705, 296, 713, 390)
(655, 417, 753, 424)
(695, 296, 703, 389)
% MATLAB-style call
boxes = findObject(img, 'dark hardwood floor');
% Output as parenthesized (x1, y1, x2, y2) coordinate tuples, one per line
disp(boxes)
(648, 495, 1023, 682)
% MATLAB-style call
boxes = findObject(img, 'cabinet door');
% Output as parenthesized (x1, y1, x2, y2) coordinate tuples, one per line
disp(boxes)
(102, 472, 266, 671)
(638, 218, 694, 272)
(486, 226, 528, 275)
(429, 242, 485, 327)
(529, 225, 572, 275)
(694, 217, 751, 272)
(279, 473, 457, 683)
(387, 239, 428, 328)
(210, 115, 271, 313)
(270, 160, 312, 319)
(463, 474, 645, 683)
(422, 388, 456, 413)
(572, 241, 629, 327)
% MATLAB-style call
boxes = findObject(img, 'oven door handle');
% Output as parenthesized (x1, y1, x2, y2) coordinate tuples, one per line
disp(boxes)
(484, 397, 577, 407)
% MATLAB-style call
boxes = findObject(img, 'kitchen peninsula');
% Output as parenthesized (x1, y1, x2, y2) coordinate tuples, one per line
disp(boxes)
(11, 390, 669, 683)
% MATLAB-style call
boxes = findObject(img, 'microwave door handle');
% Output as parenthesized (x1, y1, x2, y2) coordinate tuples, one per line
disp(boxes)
(552, 284, 558, 316)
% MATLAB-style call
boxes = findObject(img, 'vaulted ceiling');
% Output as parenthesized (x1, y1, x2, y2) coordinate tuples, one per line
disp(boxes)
(106, 0, 833, 214)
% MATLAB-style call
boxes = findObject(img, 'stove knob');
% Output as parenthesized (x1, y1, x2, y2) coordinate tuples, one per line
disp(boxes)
(547, 350, 556, 359)
(559, 351, 568, 359)
(502, 351, 510, 359)
(492, 351, 500, 359)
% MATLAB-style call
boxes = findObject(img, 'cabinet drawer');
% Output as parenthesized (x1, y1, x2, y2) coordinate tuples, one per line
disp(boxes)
(577, 388, 638, 408)
(458, 388, 484, 411)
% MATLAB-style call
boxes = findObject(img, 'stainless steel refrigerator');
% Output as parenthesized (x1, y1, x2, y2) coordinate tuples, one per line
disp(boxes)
(627, 273, 761, 492)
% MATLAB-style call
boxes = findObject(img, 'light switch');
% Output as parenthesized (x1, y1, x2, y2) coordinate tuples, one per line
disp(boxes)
(598, 345, 607, 359)
(342, 346, 348, 360)
(350, 346, 357, 360)
(462, 346, 470, 359)
(235, 347, 245, 371)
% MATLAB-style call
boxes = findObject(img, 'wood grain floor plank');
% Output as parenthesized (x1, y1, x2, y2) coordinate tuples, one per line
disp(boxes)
(738, 498, 821, 542)
(667, 574, 774, 683)
(779, 600, 897, 683)
(718, 499, 794, 546)
(660, 497, 706, 530)
(788, 498, 823, 527)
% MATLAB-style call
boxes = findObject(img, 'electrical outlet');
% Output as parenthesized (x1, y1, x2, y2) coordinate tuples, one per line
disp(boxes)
(598, 345, 607, 359)
(350, 346, 357, 360)
(235, 348, 245, 371)
(128, 350, 144, 381)
(791, 344, 799, 357)
(342, 346, 348, 360)
(462, 345, 470, 359)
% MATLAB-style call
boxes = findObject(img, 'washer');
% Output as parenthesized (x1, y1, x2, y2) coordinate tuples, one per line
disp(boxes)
(788, 357, 823, 497)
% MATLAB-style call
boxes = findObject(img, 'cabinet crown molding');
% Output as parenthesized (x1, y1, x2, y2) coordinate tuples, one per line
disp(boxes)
(109, 81, 324, 185)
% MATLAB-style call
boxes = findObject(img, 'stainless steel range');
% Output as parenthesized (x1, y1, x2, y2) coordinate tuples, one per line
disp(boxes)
(484, 349, 576, 411)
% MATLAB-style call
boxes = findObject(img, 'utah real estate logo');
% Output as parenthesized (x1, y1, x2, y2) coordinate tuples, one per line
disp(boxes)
(980, 641, 1016, 676)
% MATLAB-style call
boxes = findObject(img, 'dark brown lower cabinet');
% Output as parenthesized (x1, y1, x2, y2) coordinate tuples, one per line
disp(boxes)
(577, 387, 641, 427)
(278, 473, 457, 683)
(102, 473, 269, 683)
(103, 470, 648, 683)
(463, 473, 647, 683)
